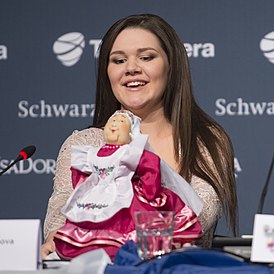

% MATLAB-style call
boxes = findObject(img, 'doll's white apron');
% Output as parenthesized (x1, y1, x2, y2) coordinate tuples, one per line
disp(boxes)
(62, 134, 148, 223)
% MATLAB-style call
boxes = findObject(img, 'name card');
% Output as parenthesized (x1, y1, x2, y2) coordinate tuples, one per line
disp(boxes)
(0, 219, 42, 270)
(251, 214, 274, 263)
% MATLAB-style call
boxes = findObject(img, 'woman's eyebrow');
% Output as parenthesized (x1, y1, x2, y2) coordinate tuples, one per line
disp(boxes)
(109, 50, 125, 56)
(109, 47, 158, 56)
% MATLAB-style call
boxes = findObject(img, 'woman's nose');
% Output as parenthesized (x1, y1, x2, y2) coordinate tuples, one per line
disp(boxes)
(125, 59, 141, 75)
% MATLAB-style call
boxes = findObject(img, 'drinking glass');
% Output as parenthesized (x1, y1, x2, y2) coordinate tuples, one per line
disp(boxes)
(134, 211, 174, 260)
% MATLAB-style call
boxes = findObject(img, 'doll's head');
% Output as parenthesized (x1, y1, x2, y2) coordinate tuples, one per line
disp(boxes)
(104, 110, 141, 145)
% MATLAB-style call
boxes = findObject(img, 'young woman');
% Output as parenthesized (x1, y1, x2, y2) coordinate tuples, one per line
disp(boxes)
(42, 14, 238, 259)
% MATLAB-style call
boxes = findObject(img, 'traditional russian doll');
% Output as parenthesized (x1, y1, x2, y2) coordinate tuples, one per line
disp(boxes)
(54, 110, 203, 260)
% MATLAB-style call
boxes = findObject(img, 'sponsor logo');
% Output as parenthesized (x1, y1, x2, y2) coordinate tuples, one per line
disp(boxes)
(89, 39, 102, 58)
(0, 158, 56, 175)
(260, 31, 274, 64)
(53, 32, 85, 66)
(184, 43, 215, 58)
(0, 45, 8, 60)
(18, 100, 95, 118)
(215, 98, 274, 116)
(53, 32, 215, 67)
(234, 157, 242, 178)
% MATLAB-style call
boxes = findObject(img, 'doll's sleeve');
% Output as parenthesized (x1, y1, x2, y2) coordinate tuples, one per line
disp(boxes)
(133, 150, 163, 202)
(71, 145, 96, 173)
(70, 167, 90, 189)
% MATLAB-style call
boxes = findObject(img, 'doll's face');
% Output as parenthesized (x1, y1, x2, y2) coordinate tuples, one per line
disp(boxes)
(104, 114, 131, 145)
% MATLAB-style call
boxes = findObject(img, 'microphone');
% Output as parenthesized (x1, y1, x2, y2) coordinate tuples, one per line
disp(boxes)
(256, 153, 274, 214)
(0, 145, 36, 176)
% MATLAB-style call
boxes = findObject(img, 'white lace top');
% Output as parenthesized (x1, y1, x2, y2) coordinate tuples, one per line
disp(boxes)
(43, 127, 222, 247)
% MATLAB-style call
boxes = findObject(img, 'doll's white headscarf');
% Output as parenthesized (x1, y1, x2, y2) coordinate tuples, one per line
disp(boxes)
(110, 110, 141, 140)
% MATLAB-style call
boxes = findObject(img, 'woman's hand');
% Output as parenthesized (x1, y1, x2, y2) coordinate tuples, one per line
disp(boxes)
(182, 243, 193, 247)
(41, 231, 57, 260)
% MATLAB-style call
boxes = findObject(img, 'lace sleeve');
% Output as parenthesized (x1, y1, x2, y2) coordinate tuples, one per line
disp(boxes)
(191, 176, 222, 233)
(43, 127, 104, 240)
(189, 139, 223, 247)
(190, 176, 222, 246)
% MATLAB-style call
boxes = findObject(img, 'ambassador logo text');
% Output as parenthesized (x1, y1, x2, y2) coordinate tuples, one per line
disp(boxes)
(0, 158, 56, 175)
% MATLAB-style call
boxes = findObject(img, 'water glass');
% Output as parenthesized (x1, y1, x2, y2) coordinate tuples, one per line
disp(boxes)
(134, 211, 174, 259)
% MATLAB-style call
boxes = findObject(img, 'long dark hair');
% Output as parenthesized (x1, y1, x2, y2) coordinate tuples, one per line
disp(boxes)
(93, 14, 238, 235)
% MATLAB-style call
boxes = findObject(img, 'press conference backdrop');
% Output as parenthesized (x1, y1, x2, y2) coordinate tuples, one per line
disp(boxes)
(0, 0, 273, 239)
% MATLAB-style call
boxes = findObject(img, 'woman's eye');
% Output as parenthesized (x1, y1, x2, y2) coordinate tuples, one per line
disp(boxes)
(111, 58, 127, 64)
(140, 55, 154, 61)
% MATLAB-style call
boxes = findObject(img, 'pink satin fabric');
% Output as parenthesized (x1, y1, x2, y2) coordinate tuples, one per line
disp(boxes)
(54, 146, 202, 259)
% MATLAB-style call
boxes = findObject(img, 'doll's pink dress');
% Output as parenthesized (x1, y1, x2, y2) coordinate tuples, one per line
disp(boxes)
(54, 143, 202, 260)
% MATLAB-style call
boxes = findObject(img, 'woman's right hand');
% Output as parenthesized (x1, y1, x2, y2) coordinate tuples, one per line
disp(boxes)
(41, 231, 57, 260)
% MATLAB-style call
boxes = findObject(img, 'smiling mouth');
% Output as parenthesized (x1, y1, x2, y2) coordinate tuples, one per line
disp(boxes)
(125, 81, 146, 87)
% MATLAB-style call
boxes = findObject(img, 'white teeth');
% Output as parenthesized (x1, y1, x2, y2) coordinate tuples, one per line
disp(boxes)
(126, 81, 146, 87)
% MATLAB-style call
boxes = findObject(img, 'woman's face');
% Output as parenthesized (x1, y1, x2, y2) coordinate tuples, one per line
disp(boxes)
(107, 28, 169, 116)
(104, 114, 131, 145)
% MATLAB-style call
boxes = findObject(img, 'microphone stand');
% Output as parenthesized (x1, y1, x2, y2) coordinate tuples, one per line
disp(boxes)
(256, 153, 274, 214)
